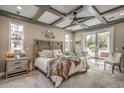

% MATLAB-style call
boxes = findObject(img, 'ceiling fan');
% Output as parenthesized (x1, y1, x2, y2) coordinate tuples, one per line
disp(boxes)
(70, 12, 95, 25)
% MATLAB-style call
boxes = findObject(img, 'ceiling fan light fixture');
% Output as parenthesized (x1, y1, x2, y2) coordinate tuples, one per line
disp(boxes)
(120, 12, 124, 16)
(17, 6, 22, 10)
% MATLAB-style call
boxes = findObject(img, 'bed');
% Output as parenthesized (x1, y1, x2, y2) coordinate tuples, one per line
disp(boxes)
(35, 57, 57, 73)
(33, 40, 89, 87)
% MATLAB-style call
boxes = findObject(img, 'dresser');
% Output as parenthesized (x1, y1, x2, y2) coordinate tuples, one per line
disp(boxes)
(5, 57, 29, 79)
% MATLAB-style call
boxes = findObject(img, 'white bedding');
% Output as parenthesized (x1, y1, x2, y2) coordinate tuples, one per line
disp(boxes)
(34, 57, 57, 73)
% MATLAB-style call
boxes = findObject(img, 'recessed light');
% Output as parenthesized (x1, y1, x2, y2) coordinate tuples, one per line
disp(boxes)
(120, 12, 124, 16)
(17, 6, 22, 10)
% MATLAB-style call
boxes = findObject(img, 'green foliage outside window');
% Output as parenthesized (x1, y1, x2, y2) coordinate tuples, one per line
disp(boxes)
(86, 32, 108, 51)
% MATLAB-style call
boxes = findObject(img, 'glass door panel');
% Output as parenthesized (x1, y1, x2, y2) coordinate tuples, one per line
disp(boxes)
(98, 32, 110, 59)
(86, 34, 96, 57)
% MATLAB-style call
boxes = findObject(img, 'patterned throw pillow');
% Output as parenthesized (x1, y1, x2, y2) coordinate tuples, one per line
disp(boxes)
(52, 49, 62, 58)
(42, 50, 53, 58)
(37, 52, 44, 57)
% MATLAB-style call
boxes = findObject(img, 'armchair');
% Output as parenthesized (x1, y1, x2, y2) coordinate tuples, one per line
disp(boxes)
(104, 53, 122, 73)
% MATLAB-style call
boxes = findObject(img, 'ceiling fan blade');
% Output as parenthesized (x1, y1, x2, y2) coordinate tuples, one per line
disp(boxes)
(78, 16, 95, 23)
(68, 17, 73, 20)
(78, 20, 87, 23)
(76, 21, 89, 29)
(63, 24, 75, 29)
(76, 16, 94, 20)
(71, 20, 75, 25)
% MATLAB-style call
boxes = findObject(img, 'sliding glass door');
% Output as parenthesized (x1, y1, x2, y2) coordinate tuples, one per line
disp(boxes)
(98, 32, 110, 58)
(85, 31, 110, 59)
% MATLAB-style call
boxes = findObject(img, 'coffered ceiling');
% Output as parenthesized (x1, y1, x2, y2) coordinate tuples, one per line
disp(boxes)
(0, 5, 38, 18)
(50, 5, 80, 14)
(38, 11, 60, 24)
(0, 5, 124, 31)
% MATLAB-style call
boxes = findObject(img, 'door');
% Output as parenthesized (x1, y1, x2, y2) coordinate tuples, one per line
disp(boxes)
(85, 34, 96, 57)
(98, 32, 110, 58)
(85, 31, 111, 64)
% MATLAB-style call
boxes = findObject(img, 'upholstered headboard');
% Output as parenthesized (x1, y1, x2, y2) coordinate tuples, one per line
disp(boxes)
(33, 39, 63, 60)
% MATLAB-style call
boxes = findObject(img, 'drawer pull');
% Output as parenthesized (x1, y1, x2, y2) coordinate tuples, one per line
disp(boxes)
(15, 67, 22, 69)
(15, 62, 22, 64)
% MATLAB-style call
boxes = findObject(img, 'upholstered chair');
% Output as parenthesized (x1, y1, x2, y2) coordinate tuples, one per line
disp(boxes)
(104, 53, 122, 73)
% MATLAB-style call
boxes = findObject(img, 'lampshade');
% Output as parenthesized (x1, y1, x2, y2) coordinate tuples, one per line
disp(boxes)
(6, 51, 14, 59)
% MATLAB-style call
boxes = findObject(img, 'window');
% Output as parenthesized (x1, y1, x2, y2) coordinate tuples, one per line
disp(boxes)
(65, 34, 70, 52)
(9, 22, 24, 53)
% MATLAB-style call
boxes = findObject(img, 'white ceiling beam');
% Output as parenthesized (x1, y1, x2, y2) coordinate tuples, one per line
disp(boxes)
(50, 18, 64, 25)
(101, 6, 124, 17)
(32, 8, 46, 21)
(86, 5, 107, 24)
(33, 5, 50, 21)
(47, 7, 66, 18)
(36, 5, 66, 18)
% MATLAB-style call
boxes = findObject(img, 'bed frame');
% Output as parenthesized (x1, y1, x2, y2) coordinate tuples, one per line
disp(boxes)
(33, 39, 63, 61)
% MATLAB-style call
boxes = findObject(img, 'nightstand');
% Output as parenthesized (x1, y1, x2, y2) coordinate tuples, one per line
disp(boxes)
(5, 57, 29, 79)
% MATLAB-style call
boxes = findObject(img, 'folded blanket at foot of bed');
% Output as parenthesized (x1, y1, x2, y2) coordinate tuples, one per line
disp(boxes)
(47, 58, 71, 79)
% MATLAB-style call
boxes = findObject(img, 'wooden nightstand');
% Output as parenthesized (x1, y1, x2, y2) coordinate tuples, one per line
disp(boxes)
(5, 57, 29, 79)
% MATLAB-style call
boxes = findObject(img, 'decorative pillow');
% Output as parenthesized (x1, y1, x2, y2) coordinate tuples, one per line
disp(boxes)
(52, 49, 62, 58)
(37, 52, 44, 57)
(42, 50, 53, 58)
(57, 54, 65, 59)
